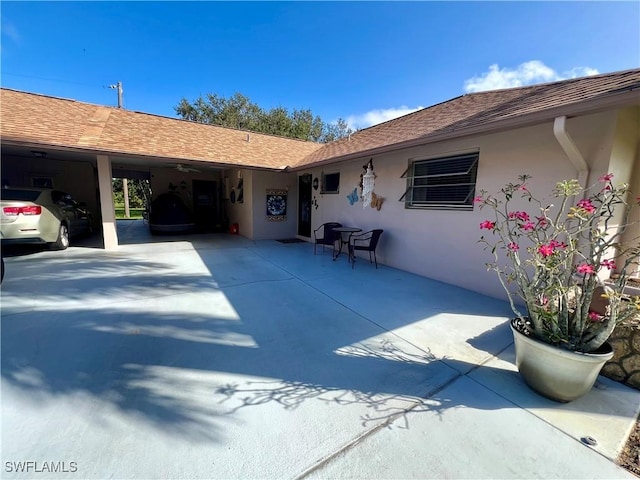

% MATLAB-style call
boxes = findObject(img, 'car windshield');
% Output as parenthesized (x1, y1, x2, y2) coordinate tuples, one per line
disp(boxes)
(1, 189, 41, 202)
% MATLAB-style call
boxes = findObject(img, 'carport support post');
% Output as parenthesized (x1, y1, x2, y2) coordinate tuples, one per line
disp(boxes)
(97, 155, 119, 249)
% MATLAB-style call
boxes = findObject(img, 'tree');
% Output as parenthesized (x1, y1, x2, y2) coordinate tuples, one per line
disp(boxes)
(175, 93, 353, 143)
(112, 178, 151, 208)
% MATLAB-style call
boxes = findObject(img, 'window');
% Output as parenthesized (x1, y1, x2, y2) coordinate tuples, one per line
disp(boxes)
(400, 153, 479, 210)
(32, 176, 53, 188)
(321, 172, 340, 194)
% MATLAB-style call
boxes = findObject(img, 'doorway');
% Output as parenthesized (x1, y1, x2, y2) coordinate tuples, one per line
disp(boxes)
(297, 174, 312, 237)
(192, 180, 218, 232)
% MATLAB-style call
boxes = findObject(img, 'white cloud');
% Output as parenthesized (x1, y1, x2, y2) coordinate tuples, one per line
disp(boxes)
(1, 23, 21, 45)
(463, 61, 599, 93)
(345, 105, 423, 130)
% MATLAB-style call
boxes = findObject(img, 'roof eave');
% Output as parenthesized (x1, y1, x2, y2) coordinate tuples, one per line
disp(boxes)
(291, 89, 640, 171)
(0, 139, 291, 172)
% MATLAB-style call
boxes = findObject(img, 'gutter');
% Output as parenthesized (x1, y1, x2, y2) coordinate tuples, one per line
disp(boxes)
(553, 116, 589, 191)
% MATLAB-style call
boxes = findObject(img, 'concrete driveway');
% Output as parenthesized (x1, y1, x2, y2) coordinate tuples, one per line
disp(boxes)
(1, 222, 638, 479)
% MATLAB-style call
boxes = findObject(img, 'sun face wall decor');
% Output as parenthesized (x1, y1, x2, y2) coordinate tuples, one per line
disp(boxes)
(266, 188, 287, 222)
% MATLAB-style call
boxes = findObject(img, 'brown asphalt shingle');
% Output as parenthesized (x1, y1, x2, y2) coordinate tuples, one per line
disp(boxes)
(295, 68, 640, 168)
(0, 89, 323, 170)
(2, 68, 639, 171)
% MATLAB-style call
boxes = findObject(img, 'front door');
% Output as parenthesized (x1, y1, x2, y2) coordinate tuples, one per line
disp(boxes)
(192, 180, 217, 232)
(297, 174, 312, 237)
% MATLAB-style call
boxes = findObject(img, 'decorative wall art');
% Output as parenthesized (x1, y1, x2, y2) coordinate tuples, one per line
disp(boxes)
(347, 188, 359, 206)
(370, 192, 385, 211)
(360, 159, 376, 209)
(236, 177, 244, 204)
(266, 189, 287, 222)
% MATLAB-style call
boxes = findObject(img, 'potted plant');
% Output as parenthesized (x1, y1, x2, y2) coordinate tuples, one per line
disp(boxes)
(477, 174, 640, 402)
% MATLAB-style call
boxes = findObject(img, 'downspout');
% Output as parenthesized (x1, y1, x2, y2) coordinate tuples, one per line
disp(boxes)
(553, 116, 593, 283)
(553, 116, 589, 191)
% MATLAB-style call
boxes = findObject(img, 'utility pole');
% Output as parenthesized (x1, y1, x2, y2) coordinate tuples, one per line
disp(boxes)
(109, 81, 129, 217)
(109, 81, 123, 108)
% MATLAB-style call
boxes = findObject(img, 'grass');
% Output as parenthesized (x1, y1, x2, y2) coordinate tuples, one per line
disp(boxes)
(114, 207, 145, 219)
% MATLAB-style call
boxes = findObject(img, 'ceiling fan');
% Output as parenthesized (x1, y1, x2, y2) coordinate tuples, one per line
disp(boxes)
(172, 164, 201, 173)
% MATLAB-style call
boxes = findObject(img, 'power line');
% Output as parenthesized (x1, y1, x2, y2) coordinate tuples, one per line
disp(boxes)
(1, 71, 100, 89)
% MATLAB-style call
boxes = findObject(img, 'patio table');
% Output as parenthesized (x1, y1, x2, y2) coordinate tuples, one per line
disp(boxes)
(332, 227, 362, 262)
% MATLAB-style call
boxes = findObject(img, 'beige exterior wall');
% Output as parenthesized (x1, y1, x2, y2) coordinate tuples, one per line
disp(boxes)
(302, 109, 639, 300)
(612, 107, 640, 277)
(226, 168, 253, 239)
(251, 170, 298, 240)
(222, 168, 298, 240)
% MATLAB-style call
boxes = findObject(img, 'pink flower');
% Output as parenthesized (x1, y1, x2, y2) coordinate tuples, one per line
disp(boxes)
(588, 311, 604, 322)
(473, 196, 484, 204)
(538, 244, 555, 257)
(521, 221, 535, 231)
(519, 185, 528, 192)
(535, 216, 548, 227)
(508, 211, 530, 221)
(549, 240, 567, 250)
(576, 199, 596, 214)
(507, 242, 519, 252)
(598, 173, 614, 183)
(576, 263, 595, 275)
(480, 220, 496, 230)
(601, 259, 616, 270)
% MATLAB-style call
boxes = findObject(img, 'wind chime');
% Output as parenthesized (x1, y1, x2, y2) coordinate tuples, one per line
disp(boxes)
(361, 159, 375, 209)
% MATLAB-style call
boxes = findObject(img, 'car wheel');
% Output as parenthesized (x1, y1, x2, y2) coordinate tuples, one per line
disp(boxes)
(50, 223, 70, 250)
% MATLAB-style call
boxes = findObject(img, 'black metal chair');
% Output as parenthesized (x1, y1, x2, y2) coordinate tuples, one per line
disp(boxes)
(313, 222, 342, 255)
(349, 229, 384, 269)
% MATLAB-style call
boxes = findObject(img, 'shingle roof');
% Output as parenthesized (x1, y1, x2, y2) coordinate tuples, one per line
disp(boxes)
(294, 68, 640, 168)
(2, 68, 639, 171)
(0, 89, 323, 170)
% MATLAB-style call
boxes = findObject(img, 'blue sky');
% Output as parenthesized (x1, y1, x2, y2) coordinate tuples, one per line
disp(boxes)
(1, 1, 639, 130)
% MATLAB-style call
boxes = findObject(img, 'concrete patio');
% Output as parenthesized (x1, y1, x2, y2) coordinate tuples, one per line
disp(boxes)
(1, 220, 638, 479)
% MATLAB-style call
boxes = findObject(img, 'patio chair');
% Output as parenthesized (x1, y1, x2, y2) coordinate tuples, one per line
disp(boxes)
(349, 229, 384, 269)
(313, 222, 342, 255)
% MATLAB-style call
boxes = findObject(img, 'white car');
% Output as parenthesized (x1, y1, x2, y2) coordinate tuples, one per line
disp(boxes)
(1, 187, 93, 250)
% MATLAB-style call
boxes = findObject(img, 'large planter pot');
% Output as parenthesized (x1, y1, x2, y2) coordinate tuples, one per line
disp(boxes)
(510, 319, 614, 402)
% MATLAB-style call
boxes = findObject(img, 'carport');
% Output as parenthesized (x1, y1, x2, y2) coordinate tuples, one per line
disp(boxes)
(1, 142, 230, 248)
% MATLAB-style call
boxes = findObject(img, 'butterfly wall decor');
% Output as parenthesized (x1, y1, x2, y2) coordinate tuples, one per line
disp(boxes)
(370, 192, 384, 211)
(347, 188, 359, 206)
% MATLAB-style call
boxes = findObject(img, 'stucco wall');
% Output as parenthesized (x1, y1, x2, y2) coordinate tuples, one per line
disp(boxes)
(614, 106, 640, 277)
(298, 110, 639, 301)
(251, 170, 298, 240)
(226, 168, 253, 239)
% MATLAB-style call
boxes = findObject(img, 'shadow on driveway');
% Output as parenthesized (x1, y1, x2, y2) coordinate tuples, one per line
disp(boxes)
(1, 239, 606, 447)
